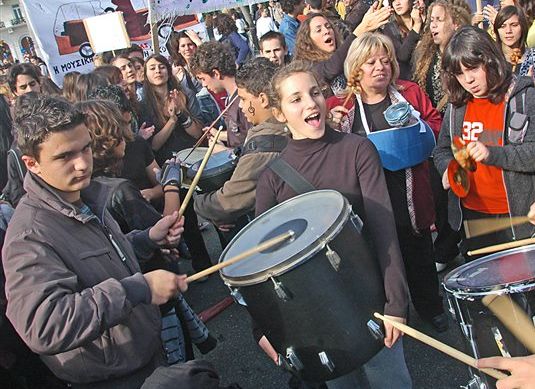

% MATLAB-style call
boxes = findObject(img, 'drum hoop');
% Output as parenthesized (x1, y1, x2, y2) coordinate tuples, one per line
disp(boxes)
(219, 190, 351, 286)
(443, 281, 535, 300)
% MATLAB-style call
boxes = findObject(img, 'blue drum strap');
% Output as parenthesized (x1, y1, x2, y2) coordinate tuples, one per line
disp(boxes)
(268, 158, 316, 194)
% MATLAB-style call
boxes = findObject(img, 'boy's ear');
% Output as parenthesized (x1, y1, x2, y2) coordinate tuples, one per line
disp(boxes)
(21, 155, 40, 175)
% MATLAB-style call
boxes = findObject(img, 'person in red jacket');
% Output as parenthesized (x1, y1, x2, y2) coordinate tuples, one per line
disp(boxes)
(327, 32, 448, 332)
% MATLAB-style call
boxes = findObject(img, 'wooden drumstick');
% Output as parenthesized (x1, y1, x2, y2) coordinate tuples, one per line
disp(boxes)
(464, 216, 530, 238)
(177, 127, 223, 219)
(181, 94, 239, 162)
(482, 294, 535, 354)
(476, 0, 483, 29)
(374, 313, 509, 380)
(186, 230, 295, 283)
(467, 237, 535, 256)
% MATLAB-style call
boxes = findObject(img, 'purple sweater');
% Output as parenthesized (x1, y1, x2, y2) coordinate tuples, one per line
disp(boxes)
(256, 127, 409, 317)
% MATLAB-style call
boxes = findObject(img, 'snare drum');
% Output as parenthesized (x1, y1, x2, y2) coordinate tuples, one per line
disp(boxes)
(187, 149, 237, 192)
(219, 190, 385, 382)
(174, 147, 208, 166)
(443, 246, 535, 388)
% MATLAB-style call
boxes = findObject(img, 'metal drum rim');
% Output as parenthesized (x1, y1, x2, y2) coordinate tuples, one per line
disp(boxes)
(219, 190, 351, 287)
(443, 243, 535, 298)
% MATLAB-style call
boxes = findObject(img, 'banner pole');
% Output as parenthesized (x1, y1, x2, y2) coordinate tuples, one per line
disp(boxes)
(148, 0, 160, 55)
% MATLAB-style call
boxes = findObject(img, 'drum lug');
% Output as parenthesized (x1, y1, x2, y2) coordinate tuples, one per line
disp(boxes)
(319, 351, 335, 373)
(367, 319, 385, 340)
(349, 211, 363, 233)
(230, 288, 247, 306)
(286, 347, 304, 371)
(461, 375, 487, 389)
(446, 296, 456, 320)
(325, 244, 341, 271)
(271, 277, 292, 301)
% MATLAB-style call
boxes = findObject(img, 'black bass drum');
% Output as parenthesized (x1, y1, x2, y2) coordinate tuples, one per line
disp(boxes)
(219, 190, 385, 382)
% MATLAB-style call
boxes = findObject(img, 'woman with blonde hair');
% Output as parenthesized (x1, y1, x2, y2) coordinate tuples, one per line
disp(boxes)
(328, 32, 447, 332)
(62, 71, 80, 103)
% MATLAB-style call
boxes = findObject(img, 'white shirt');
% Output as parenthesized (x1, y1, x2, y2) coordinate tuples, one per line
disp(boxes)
(256, 16, 278, 40)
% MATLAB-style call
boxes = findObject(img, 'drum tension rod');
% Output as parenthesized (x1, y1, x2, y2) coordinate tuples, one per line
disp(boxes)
(326, 244, 341, 271)
(271, 277, 292, 301)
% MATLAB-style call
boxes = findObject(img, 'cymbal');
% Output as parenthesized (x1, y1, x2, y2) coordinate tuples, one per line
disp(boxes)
(447, 159, 470, 198)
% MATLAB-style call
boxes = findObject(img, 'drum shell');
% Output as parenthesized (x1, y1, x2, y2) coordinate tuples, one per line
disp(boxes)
(443, 247, 535, 388)
(227, 217, 386, 382)
(186, 151, 236, 192)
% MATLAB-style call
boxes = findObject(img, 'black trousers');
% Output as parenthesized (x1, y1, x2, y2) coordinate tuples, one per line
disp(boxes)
(180, 188, 212, 272)
(429, 158, 461, 263)
(396, 226, 444, 320)
(460, 207, 514, 262)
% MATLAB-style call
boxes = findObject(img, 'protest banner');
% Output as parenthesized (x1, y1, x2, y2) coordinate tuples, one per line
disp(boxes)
(21, 0, 201, 85)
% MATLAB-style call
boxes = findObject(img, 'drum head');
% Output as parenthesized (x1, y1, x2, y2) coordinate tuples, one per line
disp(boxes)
(219, 190, 349, 286)
(444, 244, 535, 295)
(188, 149, 235, 178)
(175, 147, 208, 166)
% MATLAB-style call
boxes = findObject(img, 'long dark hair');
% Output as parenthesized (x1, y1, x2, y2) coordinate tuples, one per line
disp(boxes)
(142, 54, 189, 129)
(294, 13, 342, 63)
(517, 0, 534, 25)
(442, 26, 512, 106)
(494, 6, 529, 54)
(166, 31, 196, 65)
(214, 13, 237, 36)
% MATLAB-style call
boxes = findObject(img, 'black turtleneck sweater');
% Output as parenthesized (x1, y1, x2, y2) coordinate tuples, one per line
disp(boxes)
(255, 127, 409, 317)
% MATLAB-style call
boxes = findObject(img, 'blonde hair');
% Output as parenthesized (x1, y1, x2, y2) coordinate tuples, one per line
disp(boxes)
(344, 33, 400, 95)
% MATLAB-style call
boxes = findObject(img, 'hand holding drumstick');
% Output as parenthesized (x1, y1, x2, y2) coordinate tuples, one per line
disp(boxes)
(477, 355, 535, 389)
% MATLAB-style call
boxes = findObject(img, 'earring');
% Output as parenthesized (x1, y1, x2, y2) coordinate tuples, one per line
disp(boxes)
(248, 101, 255, 116)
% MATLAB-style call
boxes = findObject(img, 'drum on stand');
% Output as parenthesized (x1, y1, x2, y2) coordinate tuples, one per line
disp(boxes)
(219, 190, 385, 382)
(443, 245, 535, 389)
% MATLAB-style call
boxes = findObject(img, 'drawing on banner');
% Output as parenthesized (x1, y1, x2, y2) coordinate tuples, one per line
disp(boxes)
(53, 0, 197, 58)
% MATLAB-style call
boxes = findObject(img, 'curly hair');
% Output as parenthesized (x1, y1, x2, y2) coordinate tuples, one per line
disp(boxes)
(88, 84, 132, 113)
(494, 6, 530, 54)
(344, 33, 400, 96)
(236, 57, 278, 97)
(62, 71, 80, 103)
(442, 26, 512, 106)
(189, 41, 237, 77)
(14, 94, 85, 160)
(413, 0, 471, 94)
(294, 13, 342, 63)
(76, 99, 133, 176)
(269, 60, 323, 109)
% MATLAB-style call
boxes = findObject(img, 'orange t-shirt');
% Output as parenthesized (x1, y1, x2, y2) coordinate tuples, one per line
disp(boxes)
(461, 98, 509, 214)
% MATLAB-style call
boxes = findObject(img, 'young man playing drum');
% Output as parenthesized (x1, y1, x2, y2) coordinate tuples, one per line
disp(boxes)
(190, 42, 252, 148)
(194, 58, 290, 245)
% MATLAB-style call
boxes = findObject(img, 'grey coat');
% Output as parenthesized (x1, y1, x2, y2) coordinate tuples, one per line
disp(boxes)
(433, 76, 535, 239)
(2, 173, 163, 384)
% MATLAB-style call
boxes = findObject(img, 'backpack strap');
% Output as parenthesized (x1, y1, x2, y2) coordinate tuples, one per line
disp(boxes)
(268, 158, 316, 195)
(8, 148, 25, 182)
(241, 134, 288, 156)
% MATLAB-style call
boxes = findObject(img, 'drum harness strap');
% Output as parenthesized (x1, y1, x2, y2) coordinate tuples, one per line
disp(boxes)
(268, 159, 342, 271)
(240, 134, 289, 157)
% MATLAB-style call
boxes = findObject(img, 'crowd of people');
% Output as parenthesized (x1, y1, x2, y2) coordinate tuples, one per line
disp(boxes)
(1, 0, 535, 388)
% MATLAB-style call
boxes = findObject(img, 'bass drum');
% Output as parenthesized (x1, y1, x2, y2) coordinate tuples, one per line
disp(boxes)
(219, 190, 385, 382)
(443, 245, 535, 389)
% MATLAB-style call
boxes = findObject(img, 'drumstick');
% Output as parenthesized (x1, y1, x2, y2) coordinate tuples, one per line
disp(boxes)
(374, 313, 508, 380)
(186, 230, 295, 283)
(467, 237, 535, 256)
(464, 216, 530, 238)
(482, 294, 535, 354)
(177, 127, 223, 219)
(181, 94, 239, 162)
(476, 0, 483, 29)
(342, 90, 354, 109)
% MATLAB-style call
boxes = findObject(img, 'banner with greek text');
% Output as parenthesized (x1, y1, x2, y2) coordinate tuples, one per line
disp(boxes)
(21, 0, 202, 85)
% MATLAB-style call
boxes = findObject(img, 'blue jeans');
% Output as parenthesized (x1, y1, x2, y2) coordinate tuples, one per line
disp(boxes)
(325, 339, 412, 389)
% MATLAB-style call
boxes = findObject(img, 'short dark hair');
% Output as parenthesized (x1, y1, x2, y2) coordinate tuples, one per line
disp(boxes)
(442, 26, 512, 106)
(280, 0, 303, 14)
(494, 6, 529, 54)
(14, 95, 85, 159)
(259, 31, 287, 50)
(88, 84, 132, 113)
(236, 57, 278, 97)
(8, 63, 41, 93)
(189, 41, 237, 77)
(306, 0, 323, 10)
(126, 44, 144, 56)
(214, 13, 238, 36)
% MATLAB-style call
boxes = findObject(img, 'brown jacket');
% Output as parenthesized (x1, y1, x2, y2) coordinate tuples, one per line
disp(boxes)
(194, 119, 289, 224)
(2, 173, 162, 384)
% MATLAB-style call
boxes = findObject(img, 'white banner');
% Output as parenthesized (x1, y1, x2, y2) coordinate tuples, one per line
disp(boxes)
(21, 0, 202, 85)
(151, 0, 268, 18)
